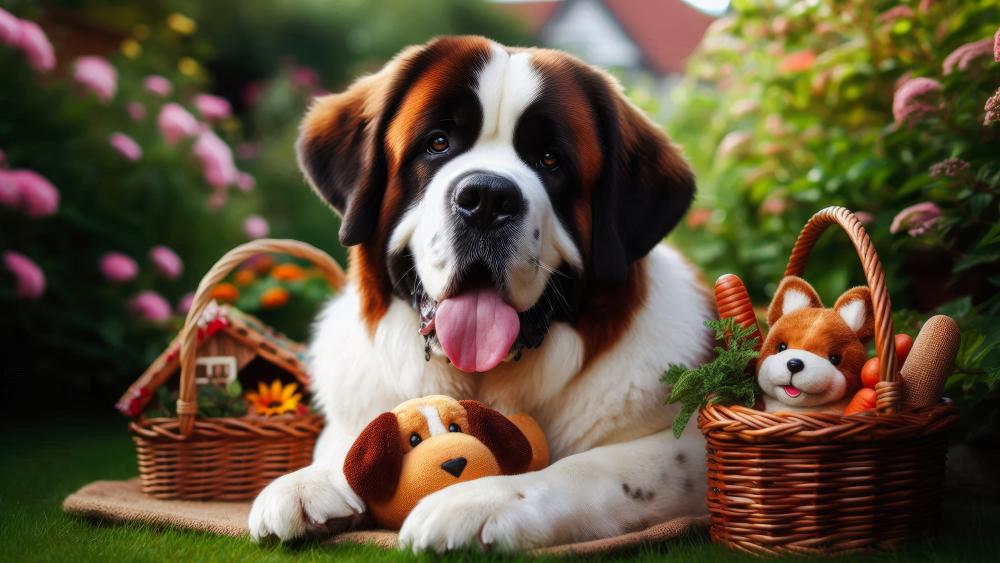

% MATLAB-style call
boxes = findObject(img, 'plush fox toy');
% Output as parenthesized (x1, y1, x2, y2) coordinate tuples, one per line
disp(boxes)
(757, 276, 874, 413)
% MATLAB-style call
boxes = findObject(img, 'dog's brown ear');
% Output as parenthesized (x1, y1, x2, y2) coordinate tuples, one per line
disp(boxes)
(767, 276, 823, 326)
(343, 412, 403, 502)
(834, 286, 875, 341)
(590, 75, 696, 285)
(459, 400, 532, 475)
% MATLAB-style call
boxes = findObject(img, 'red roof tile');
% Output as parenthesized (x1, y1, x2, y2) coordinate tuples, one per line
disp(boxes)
(603, 0, 715, 75)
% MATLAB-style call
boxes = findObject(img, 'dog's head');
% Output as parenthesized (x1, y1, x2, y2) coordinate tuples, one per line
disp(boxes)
(757, 277, 874, 410)
(343, 395, 532, 529)
(297, 36, 695, 372)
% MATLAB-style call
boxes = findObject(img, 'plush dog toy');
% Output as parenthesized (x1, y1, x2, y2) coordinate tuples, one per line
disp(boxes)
(343, 395, 548, 529)
(757, 276, 874, 413)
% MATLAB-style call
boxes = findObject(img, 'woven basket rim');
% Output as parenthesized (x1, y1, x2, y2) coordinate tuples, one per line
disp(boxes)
(129, 412, 325, 442)
(698, 401, 958, 444)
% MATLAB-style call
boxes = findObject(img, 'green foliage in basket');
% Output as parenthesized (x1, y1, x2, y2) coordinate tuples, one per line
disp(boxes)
(150, 380, 246, 419)
(661, 318, 761, 438)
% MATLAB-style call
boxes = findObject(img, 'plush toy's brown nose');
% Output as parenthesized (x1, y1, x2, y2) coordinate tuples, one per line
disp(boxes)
(441, 457, 467, 478)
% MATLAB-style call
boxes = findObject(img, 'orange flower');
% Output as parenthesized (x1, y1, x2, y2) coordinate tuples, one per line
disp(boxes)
(260, 286, 289, 309)
(271, 263, 305, 281)
(245, 380, 302, 416)
(234, 269, 256, 286)
(211, 282, 239, 302)
(778, 50, 816, 73)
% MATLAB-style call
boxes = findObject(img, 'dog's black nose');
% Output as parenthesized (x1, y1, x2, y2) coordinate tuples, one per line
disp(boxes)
(787, 358, 805, 373)
(452, 173, 523, 230)
(441, 457, 467, 478)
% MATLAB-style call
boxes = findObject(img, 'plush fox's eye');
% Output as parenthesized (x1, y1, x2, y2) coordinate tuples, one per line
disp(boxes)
(409, 432, 422, 447)
(777, 342, 787, 352)
(829, 354, 841, 366)
(448, 423, 460, 432)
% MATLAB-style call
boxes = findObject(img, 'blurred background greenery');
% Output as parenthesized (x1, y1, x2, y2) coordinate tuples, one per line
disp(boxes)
(1, 0, 998, 446)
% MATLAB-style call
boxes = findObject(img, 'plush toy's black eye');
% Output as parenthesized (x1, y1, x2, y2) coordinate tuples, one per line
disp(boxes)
(777, 342, 787, 352)
(448, 423, 460, 433)
(829, 354, 841, 366)
(409, 433, 422, 447)
(428, 133, 449, 154)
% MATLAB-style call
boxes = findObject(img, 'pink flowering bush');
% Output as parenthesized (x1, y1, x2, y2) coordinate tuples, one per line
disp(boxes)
(149, 245, 183, 280)
(108, 132, 142, 162)
(128, 291, 172, 324)
(193, 130, 237, 188)
(144, 75, 172, 97)
(157, 103, 200, 145)
(243, 215, 270, 239)
(0, 168, 59, 218)
(668, 0, 1000, 436)
(193, 94, 232, 121)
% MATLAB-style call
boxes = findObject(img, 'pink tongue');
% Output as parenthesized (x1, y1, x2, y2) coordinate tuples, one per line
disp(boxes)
(782, 385, 802, 398)
(435, 288, 520, 373)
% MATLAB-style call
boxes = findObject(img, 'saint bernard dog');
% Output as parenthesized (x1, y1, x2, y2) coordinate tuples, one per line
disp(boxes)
(248, 36, 714, 551)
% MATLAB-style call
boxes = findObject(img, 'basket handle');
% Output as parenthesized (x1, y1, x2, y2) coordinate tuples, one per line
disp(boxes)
(784, 207, 900, 415)
(176, 239, 346, 436)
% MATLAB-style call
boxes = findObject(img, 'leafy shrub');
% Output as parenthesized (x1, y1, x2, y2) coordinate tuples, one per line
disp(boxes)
(666, 0, 1000, 439)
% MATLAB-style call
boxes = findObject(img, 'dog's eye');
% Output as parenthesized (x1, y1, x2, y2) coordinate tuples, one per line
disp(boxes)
(428, 133, 449, 154)
(777, 342, 787, 352)
(409, 433, 422, 447)
(539, 151, 559, 170)
(448, 423, 460, 433)
(829, 354, 841, 366)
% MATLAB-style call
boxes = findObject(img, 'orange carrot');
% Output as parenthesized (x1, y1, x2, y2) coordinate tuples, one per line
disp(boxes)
(844, 388, 877, 415)
(714, 274, 763, 352)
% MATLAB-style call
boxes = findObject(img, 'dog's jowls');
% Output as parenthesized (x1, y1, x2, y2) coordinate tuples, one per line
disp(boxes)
(248, 36, 714, 551)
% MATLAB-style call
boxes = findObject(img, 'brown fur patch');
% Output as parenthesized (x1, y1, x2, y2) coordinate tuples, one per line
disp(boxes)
(574, 259, 649, 368)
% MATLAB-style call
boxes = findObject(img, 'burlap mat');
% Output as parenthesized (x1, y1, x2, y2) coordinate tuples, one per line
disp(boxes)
(62, 479, 706, 556)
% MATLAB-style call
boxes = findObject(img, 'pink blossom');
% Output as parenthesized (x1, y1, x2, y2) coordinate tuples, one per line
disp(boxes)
(986, 88, 1000, 126)
(129, 291, 172, 323)
(243, 215, 270, 239)
(995, 26, 1000, 62)
(235, 171, 255, 192)
(730, 99, 759, 118)
(157, 103, 200, 145)
(760, 198, 787, 216)
(109, 132, 142, 162)
(149, 245, 183, 280)
(176, 291, 195, 315)
(0, 169, 59, 218)
(890, 202, 941, 237)
(878, 6, 914, 23)
(15, 20, 55, 72)
(943, 38, 992, 75)
(892, 77, 942, 125)
(291, 65, 320, 90)
(73, 56, 117, 103)
(778, 50, 815, 73)
(3, 251, 45, 300)
(687, 208, 712, 229)
(0, 8, 19, 45)
(193, 130, 237, 188)
(144, 75, 172, 97)
(127, 101, 146, 121)
(854, 211, 875, 226)
(100, 252, 138, 283)
(193, 94, 232, 121)
(717, 131, 751, 159)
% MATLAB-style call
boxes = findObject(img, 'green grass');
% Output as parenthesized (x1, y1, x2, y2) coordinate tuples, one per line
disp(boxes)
(2, 415, 997, 562)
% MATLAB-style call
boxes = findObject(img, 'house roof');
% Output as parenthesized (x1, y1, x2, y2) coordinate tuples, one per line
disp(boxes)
(116, 303, 310, 417)
(497, 0, 715, 76)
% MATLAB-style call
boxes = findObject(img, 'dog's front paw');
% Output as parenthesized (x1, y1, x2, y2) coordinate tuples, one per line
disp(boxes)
(398, 475, 552, 552)
(248, 465, 365, 542)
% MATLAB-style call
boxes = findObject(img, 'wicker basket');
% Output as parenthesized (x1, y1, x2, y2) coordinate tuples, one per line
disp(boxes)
(129, 239, 345, 500)
(698, 207, 959, 556)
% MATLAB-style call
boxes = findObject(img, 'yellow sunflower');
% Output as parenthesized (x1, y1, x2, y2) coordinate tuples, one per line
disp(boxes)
(245, 380, 302, 416)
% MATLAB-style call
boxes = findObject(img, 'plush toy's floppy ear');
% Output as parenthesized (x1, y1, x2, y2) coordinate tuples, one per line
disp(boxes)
(834, 287, 875, 341)
(343, 412, 403, 503)
(767, 276, 823, 326)
(590, 77, 696, 285)
(458, 400, 532, 475)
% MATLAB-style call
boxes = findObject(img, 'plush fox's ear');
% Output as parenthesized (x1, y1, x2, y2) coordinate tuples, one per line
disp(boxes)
(767, 276, 823, 326)
(458, 400, 532, 475)
(343, 412, 403, 502)
(834, 287, 874, 341)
